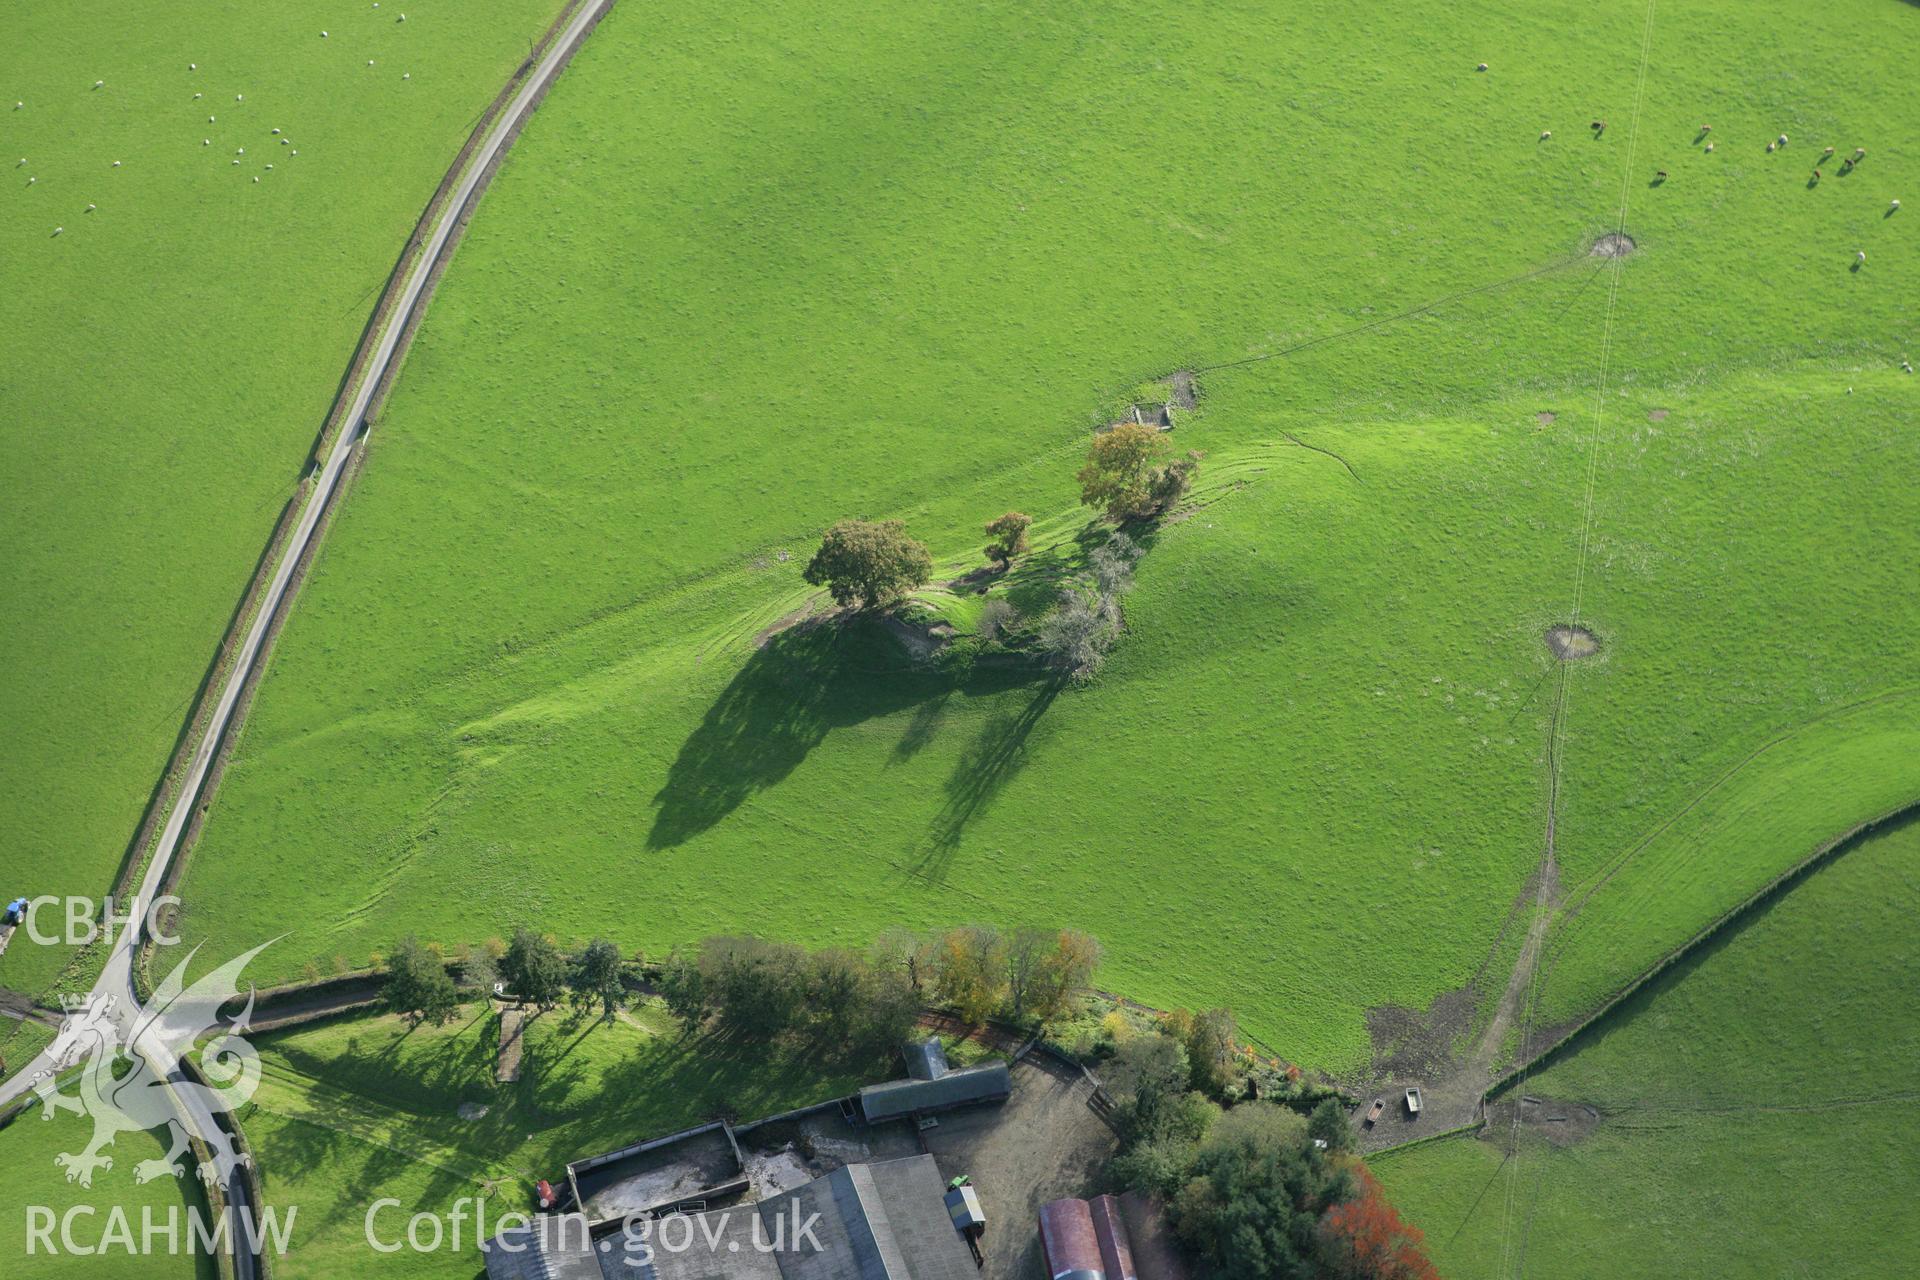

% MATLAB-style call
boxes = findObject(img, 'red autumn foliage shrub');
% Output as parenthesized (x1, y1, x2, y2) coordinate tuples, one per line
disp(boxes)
(1318, 1161, 1442, 1280)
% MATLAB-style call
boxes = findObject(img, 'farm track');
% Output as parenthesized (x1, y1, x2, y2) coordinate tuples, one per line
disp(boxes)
(0, 4, 614, 1274)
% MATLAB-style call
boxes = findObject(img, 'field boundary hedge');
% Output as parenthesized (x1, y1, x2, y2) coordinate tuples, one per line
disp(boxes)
(1486, 797, 1920, 1102)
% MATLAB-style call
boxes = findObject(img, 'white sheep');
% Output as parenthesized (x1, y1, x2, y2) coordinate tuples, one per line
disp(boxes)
(27, 175, 36, 184)
(321, 30, 328, 37)
(237, 147, 245, 154)
(1856, 250, 1867, 264)
(272, 127, 281, 134)
(1540, 129, 1551, 140)
(403, 73, 411, 80)
(291, 149, 298, 155)
(253, 176, 260, 182)
(194, 92, 202, 99)
(93, 80, 104, 89)
(111, 160, 120, 167)
(203, 139, 211, 145)
(86, 203, 95, 211)
(53, 226, 63, 235)
(1893, 199, 1902, 211)
(1705, 142, 1715, 153)
(236, 93, 244, 101)
(1477, 63, 1488, 72)
(189, 63, 197, 70)
(1778, 134, 1788, 146)
(368, 59, 376, 66)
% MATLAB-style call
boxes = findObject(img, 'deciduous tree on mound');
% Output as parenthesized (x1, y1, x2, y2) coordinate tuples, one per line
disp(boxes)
(803, 518, 933, 609)
(983, 511, 1033, 567)
(1078, 423, 1205, 521)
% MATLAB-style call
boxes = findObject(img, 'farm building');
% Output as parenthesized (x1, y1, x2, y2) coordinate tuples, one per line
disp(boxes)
(1040, 1192, 1185, 1280)
(859, 1061, 1012, 1124)
(480, 1153, 977, 1279)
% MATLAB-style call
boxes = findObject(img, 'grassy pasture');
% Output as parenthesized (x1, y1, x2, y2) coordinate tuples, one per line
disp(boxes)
(0, 0, 567, 996)
(236, 1000, 885, 1277)
(1376, 814, 1920, 1279)
(172, 0, 1920, 1076)
(0, 1104, 217, 1278)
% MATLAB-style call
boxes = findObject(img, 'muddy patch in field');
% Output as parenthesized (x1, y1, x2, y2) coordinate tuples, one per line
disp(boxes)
(1483, 1094, 1601, 1148)
(1648, 408, 1669, 421)
(1169, 369, 1198, 409)
(457, 1102, 490, 1121)
(1536, 411, 1557, 426)
(1591, 232, 1636, 257)
(1364, 984, 1480, 1082)
(1546, 624, 1600, 660)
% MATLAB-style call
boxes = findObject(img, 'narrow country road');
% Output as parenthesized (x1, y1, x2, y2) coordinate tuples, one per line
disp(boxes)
(0, 1, 614, 1272)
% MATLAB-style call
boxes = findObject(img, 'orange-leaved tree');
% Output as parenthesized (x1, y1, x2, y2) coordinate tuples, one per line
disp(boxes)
(1318, 1161, 1442, 1280)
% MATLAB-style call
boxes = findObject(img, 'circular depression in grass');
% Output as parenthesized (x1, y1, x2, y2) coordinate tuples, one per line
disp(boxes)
(1546, 624, 1600, 660)
(1590, 232, 1636, 258)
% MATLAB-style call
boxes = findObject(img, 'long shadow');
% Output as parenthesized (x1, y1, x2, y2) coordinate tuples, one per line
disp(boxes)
(648, 623, 936, 848)
(916, 678, 1066, 879)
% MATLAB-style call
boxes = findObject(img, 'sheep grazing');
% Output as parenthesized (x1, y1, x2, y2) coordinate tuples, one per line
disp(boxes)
(236, 93, 244, 101)
(1822, 146, 1835, 157)
(402, 73, 411, 80)
(13, 102, 22, 110)
(203, 138, 210, 145)
(1705, 142, 1715, 153)
(93, 80, 104, 89)
(1893, 200, 1902, 211)
(194, 92, 202, 99)
(1699, 125, 1711, 134)
(272, 127, 281, 134)
(1856, 250, 1866, 263)
(265, 163, 273, 170)
(52, 226, 62, 235)
(1766, 142, 1775, 153)
(189, 63, 196, 70)
(1591, 119, 1605, 130)
(321, 30, 328, 37)
(1477, 63, 1488, 72)
(1853, 147, 1866, 160)
(252, 176, 260, 183)
(27, 175, 35, 184)
(1540, 129, 1551, 140)
(111, 160, 120, 167)
(1777, 134, 1788, 146)
(280, 138, 289, 145)
(236, 147, 245, 154)
(1811, 169, 1821, 181)
(209, 115, 216, 122)
(86, 203, 95, 211)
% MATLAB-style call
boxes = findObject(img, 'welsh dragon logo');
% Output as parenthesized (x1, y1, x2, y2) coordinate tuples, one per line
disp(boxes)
(31, 942, 270, 1188)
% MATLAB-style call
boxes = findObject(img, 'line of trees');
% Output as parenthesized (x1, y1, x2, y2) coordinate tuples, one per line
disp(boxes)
(654, 925, 1102, 1054)
(381, 929, 632, 1027)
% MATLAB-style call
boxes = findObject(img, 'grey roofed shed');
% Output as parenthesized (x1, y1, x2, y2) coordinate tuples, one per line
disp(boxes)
(858, 1061, 1011, 1124)
(903, 1037, 951, 1081)
(480, 1213, 602, 1280)
(595, 1153, 975, 1280)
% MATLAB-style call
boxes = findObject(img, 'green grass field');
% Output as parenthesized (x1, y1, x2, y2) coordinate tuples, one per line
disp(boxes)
(238, 999, 886, 1277)
(0, 0, 567, 996)
(1376, 814, 1920, 1279)
(171, 0, 1920, 1073)
(0, 1105, 217, 1278)
(0, 1019, 56, 1085)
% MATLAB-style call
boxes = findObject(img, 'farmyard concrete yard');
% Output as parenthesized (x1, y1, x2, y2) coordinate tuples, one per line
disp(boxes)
(3, 0, 1917, 1277)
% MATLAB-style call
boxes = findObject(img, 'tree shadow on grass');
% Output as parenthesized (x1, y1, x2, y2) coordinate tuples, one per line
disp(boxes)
(648, 620, 1045, 849)
(648, 623, 934, 848)
(914, 677, 1066, 881)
